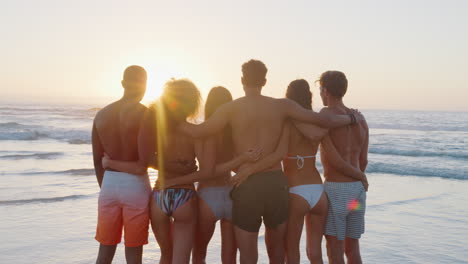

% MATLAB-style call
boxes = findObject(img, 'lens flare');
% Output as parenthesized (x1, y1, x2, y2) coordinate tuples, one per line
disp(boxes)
(155, 100, 167, 187)
(169, 100, 179, 111)
(348, 199, 361, 211)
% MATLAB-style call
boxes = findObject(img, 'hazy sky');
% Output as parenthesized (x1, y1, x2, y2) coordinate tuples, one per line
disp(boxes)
(1, 0, 467, 110)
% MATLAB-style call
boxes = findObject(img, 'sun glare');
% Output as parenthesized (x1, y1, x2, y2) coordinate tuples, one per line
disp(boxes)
(141, 65, 195, 105)
(142, 68, 172, 104)
(110, 53, 211, 106)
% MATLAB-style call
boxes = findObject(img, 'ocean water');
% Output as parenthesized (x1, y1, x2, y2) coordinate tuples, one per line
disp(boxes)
(0, 103, 467, 263)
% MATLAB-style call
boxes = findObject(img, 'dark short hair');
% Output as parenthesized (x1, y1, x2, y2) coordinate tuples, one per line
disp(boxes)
(286, 79, 312, 110)
(319, 71, 348, 98)
(242, 59, 268, 87)
(123, 65, 147, 84)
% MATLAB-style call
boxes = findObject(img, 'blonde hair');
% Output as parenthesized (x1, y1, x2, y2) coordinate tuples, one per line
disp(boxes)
(160, 78, 202, 121)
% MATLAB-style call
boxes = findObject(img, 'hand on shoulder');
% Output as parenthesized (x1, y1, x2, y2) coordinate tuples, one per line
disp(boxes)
(349, 108, 366, 123)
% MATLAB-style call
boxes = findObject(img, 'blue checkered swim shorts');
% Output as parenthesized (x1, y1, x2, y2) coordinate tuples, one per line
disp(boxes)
(324, 181, 366, 240)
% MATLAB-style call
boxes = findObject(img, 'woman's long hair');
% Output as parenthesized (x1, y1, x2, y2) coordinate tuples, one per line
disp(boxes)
(205, 86, 233, 154)
(149, 78, 202, 183)
(157, 78, 202, 124)
(286, 79, 312, 110)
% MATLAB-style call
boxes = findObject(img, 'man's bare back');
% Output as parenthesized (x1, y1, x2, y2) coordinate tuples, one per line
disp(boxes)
(92, 100, 147, 185)
(321, 106, 369, 182)
(229, 95, 290, 172)
(94, 101, 146, 160)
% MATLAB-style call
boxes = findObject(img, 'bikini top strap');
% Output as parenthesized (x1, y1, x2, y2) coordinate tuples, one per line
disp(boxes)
(286, 155, 316, 169)
(296, 155, 304, 169)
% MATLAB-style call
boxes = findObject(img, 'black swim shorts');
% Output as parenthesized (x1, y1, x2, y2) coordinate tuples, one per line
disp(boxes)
(231, 170, 289, 232)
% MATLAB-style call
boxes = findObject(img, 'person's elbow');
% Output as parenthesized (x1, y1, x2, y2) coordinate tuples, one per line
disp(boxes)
(360, 159, 368, 171)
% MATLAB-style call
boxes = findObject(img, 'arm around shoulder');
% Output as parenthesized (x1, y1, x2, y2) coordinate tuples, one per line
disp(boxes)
(282, 99, 352, 128)
(179, 103, 232, 138)
(293, 121, 328, 143)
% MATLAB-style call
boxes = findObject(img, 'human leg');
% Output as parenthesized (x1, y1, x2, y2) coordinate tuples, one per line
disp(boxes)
(192, 197, 217, 264)
(345, 238, 362, 264)
(172, 195, 198, 264)
(263, 172, 289, 264)
(285, 193, 309, 264)
(325, 235, 345, 264)
(234, 226, 259, 264)
(122, 183, 151, 264)
(265, 222, 287, 264)
(95, 173, 123, 264)
(305, 192, 328, 264)
(220, 219, 237, 264)
(125, 246, 143, 264)
(150, 196, 173, 264)
(96, 244, 117, 264)
(344, 186, 366, 264)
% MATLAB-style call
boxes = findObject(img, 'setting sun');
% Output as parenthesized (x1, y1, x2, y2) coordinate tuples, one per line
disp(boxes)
(138, 62, 211, 105)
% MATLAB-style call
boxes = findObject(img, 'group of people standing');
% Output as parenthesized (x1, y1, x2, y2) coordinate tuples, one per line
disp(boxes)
(92, 59, 369, 264)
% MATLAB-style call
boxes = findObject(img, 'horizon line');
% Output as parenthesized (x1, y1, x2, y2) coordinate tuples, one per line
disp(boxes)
(1, 95, 467, 113)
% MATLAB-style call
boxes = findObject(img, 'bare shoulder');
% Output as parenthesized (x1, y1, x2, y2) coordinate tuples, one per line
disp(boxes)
(226, 98, 241, 106)
(231, 96, 248, 105)
(136, 102, 148, 110)
(220, 97, 241, 112)
(95, 101, 147, 122)
(131, 103, 148, 118)
(276, 97, 292, 105)
(94, 101, 119, 121)
(319, 106, 334, 114)
(360, 115, 369, 132)
(143, 104, 157, 118)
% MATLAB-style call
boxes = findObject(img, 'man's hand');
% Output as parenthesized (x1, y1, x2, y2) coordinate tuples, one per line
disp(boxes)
(350, 109, 365, 124)
(241, 147, 263, 163)
(230, 164, 253, 187)
(361, 175, 369, 192)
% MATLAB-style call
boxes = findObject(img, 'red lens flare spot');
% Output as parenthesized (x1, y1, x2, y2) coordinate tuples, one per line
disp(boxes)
(347, 199, 361, 211)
